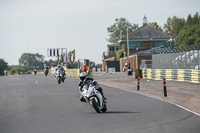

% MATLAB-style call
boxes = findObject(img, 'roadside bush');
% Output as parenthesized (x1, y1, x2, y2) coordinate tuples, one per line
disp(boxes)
(10, 65, 29, 75)
(116, 49, 124, 61)
(0, 58, 8, 75)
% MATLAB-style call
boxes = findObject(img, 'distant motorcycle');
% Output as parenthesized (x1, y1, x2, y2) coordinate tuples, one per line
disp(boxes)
(33, 69, 37, 75)
(55, 69, 65, 84)
(44, 69, 48, 76)
(80, 80, 107, 113)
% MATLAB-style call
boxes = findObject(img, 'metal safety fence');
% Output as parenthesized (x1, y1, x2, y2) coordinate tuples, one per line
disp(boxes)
(141, 45, 200, 70)
(152, 50, 200, 70)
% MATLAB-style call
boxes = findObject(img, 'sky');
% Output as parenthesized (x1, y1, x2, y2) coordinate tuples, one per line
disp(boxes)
(0, 0, 200, 65)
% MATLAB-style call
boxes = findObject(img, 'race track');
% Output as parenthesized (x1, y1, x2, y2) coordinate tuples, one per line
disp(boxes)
(0, 74, 199, 133)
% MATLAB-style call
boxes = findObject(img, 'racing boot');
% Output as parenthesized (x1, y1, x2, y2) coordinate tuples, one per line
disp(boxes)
(98, 87, 107, 102)
(80, 95, 86, 102)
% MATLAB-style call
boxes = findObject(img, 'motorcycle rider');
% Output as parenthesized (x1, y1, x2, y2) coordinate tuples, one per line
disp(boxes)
(44, 66, 49, 71)
(33, 66, 37, 74)
(44, 66, 49, 75)
(4, 69, 8, 76)
(55, 64, 66, 78)
(55, 64, 61, 77)
(60, 66, 66, 78)
(78, 72, 106, 102)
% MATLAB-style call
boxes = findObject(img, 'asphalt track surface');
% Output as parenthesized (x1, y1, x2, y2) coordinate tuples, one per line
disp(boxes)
(0, 74, 200, 133)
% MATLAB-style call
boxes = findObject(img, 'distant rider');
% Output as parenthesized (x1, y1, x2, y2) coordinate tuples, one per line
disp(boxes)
(44, 66, 49, 75)
(33, 66, 37, 75)
(33, 66, 37, 72)
(44, 66, 49, 72)
(55, 64, 65, 78)
(4, 69, 8, 76)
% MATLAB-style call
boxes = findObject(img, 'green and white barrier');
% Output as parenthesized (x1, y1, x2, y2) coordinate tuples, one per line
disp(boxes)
(66, 69, 80, 77)
(142, 68, 200, 83)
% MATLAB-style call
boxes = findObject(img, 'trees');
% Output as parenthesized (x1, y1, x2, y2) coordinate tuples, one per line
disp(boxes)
(163, 12, 200, 47)
(10, 65, 29, 75)
(107, 18, 139, 44)
(185, 12, 200, 27)
(44, 59, 54, 68)
(0, 58, 8, 75)
(19, 53, 45, 69)
(175, 22, 200, 47)
(163, 16, 185, 34)
(116, 49, 124, 61)
(174, 12, 200, 47)
(148, 22, 163, 31)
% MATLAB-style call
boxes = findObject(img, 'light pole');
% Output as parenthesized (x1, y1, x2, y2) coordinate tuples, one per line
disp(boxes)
(127, 27, 129, 57)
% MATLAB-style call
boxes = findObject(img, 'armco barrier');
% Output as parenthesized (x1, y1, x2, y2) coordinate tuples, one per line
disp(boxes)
(151, 69, 155, 79)
(65, 69, 80, 77)
(155, 69, 161, 80)
(172, 69, 178, 80)
(177, 69, 184, 82)
(50, 67, 80, 77)
(142, 69, 200, 83)
(142, 69, 147, 79)
(165, 69, 172, 80)
(191, 70, 200, 83)
(147, 69, 151, 79)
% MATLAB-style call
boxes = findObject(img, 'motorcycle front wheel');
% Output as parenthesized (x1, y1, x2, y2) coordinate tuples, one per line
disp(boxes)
(45, 72, 48, 76)
(62, 77, 64, 83)
(57, 77, 61, 84)
(91, 98, 101, 113)
(101, 103, 107, 112)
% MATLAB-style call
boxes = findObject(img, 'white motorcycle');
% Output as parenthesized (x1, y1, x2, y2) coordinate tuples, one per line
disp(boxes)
(33, 69, 37, 75)
(81, 81, 107, 113)
(55, 69, 63, 84)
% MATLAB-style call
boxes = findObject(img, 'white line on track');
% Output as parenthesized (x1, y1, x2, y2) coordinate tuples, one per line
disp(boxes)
(101, 83, 200, 117)
(35, 80, 38, 85)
